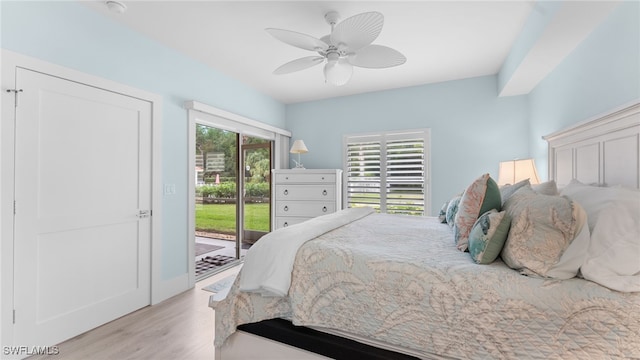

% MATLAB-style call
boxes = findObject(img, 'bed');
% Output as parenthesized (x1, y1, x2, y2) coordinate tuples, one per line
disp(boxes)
(210, 102, 640, 359)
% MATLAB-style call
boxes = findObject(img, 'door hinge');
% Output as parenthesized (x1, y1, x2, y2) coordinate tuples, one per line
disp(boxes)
(6, 89, 23, 107)
(13, 200, 16, 215)
(13, 309, 16, 324)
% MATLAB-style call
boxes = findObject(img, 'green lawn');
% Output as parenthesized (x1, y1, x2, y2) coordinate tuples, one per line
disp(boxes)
(196, 203, 270, 233)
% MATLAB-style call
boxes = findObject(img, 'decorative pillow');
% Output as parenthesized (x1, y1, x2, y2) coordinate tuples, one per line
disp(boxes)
(501, 186, 587, 278)
(438, 200, 449, 223)
(453, 174, 501, 251)
(532, 180, 558, 195)
(499, 179, 530, 205)
(445, 195, 462, 229)
(544, 217, 590, 279)
(468, 209, 511, 264)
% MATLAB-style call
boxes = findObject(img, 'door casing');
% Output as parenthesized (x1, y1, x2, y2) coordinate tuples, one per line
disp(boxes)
(186, 103, 291, 287)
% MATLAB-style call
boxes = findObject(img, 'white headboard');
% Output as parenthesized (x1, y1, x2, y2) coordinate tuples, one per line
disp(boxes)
(543, 102, 640, 189)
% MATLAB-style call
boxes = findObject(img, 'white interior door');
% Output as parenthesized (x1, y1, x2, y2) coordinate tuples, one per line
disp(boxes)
(13, 68, 152, 347)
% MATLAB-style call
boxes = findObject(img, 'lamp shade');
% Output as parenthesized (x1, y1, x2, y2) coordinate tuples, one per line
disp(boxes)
(290, 140, 308, 154)
(498, 159, 540, 186)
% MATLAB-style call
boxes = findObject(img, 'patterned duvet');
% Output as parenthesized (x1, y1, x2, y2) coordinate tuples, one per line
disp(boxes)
(214, 213, 640, 359)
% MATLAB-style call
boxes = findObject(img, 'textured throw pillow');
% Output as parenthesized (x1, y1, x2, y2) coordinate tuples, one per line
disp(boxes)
(545, 218, 589, 279)
(468, 209, 511, 264)
(438, 200, 449, 223)
(501, 186, 587, 278)
(499, 179, 530, 205)
(532, 180, 558, 195)
(453, 174, 501, 251)
(445, 195, 462, 229)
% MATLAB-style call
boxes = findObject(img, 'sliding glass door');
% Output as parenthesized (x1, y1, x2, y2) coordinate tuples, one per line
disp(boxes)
(241, 138, 272, 253)
(194, 123, 272, 278)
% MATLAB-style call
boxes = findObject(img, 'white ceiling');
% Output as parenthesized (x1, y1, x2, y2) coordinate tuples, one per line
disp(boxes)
(83, 1, 537, 104)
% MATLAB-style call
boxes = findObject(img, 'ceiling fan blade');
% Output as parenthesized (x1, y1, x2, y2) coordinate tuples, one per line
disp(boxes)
(273, 56, 325, 75)
(266, 28, 329, 52)
(349, 45, 406, 68)
(330, 12, 383, 52)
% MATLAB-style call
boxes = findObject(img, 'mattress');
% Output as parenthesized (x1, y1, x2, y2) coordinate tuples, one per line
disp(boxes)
(214, 212, 640, 359)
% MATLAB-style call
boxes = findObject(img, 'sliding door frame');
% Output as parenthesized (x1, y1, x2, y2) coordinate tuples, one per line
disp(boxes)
(186, 101, 290, 286)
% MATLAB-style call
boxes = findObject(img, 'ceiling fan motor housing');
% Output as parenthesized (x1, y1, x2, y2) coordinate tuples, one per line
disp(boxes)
(324, 11, 340, 26)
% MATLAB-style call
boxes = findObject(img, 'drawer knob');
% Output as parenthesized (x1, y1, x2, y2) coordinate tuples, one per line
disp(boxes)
(322, 189, 327, 196)
(284, 205, 289, 212)
(283, 189, 288, 195)
(283, 222, 288, 227)
(322, 206, 327, 212)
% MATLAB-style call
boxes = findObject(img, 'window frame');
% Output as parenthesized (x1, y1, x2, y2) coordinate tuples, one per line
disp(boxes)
(342, 128, 431, 216)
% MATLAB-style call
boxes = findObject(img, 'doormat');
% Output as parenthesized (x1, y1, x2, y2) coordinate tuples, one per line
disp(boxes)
(195, 243, 224, 257)
(196, 255, 236, 277)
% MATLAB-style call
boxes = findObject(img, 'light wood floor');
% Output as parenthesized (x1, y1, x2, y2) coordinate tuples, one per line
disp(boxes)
(28, 267, 240, 360)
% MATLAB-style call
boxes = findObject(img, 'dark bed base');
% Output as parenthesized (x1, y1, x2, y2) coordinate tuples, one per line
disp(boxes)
(237, 319, 420, 360)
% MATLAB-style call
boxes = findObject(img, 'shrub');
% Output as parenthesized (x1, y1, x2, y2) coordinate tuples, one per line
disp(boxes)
(197, 181, 270, 198)
(245, 182, 269, 197)
(199, 185, 217, 197)
(214, 182, 236, 198)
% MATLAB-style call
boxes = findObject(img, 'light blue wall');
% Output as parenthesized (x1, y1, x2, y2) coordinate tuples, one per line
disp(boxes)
(1, 1, 286, 279)
(286, 76, 529, 214)
(528, 1, 640, 179)
(2, 0, 637, 275)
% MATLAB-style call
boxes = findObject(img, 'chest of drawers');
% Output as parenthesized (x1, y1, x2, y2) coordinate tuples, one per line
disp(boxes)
(271, 169, 343, 230)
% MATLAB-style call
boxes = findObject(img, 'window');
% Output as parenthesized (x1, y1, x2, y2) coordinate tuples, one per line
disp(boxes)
(343, 129, 430, 216)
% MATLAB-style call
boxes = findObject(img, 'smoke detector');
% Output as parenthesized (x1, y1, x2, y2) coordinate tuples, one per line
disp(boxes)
(105, 1, 127, 14)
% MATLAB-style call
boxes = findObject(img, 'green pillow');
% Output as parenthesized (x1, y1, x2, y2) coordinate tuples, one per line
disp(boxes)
(468, 209, 511, 264)
(453, 173, 502, 251)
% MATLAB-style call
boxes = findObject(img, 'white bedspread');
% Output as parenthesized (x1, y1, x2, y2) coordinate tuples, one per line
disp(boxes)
(216, 213, 640, 358)
(239, 207, 375, 297)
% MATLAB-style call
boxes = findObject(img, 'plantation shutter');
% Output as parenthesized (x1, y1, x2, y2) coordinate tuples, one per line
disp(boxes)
(344, 129, 430, 216)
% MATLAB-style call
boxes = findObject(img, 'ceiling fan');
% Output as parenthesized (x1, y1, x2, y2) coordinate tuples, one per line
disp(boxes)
(266, 11, 407, 86)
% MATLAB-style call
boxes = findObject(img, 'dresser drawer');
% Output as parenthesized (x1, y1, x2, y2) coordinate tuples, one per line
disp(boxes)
(274, 173, 336, 184)
(275, 217, 309, 229)
(275, 185, 335, 201)
(271, 169, 342, 231)
(275, 201, 335, 217)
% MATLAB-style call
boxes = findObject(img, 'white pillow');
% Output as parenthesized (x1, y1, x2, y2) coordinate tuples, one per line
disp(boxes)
(560, 179, 616, 232)
(581, 188, 640, 292)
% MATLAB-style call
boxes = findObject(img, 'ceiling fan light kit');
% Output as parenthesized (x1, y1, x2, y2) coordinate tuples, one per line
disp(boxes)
(267, 11, 406, 86)
(324, 53, 353, 86)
